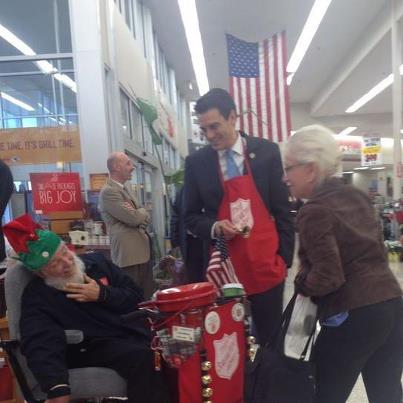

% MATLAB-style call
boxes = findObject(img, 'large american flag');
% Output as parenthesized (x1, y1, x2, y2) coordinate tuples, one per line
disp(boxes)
(226, 32, 291, 143)
(206, 237, 239, 294)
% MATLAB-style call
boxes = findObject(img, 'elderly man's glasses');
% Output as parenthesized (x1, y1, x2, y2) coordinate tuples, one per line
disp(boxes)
(283, 163, 306, 173)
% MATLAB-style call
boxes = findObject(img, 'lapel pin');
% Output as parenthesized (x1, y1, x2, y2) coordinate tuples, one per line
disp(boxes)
(249, 152, 256, 159)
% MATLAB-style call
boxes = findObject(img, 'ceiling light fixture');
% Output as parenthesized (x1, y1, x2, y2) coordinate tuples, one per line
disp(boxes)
(346, 65, 403, 113)
(1, 92, 34, 111)
(338, 126, 357, 136)
(370, 166, 386, 170)
(343, 171, 354, 174)
(0, 23, 75, 90)
(354, 166, 369, 171)
(54, 73, 77, 93)
(38, 102, 51, 114)
(346, 74, 394, 113)
(178, 0, 209, 95)
(286, 0, 333, 85)
(0, 24, 35, 55)
(286, 73, 295, 86)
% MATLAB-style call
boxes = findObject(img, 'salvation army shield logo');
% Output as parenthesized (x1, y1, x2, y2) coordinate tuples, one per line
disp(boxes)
(213, 332, 240, 380)
(230, 198, 254, 230)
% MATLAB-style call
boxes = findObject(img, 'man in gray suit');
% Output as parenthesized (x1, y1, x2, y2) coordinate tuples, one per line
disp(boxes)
(99, 152, 154, 299)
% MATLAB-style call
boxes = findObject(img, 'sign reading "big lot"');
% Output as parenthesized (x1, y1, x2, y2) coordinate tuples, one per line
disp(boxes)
(30, 172, 83, 213)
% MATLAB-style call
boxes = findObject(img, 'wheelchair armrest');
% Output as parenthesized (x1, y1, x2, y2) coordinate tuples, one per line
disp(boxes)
(0, 339, 41, 402)
(65, 330, 84, 344)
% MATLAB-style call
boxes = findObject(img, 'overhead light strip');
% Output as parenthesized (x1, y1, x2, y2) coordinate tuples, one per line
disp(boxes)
(1, 91, 35, 111)
(346, 65, 403, 113)
(0, 23, 74, 91)
(338, 126, 357, 135)
(286, 0, 333, 85)
(178, 0, 209, 95)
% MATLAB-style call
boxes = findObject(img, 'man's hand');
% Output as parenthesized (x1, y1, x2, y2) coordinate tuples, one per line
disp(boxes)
(122, 201, 135, 211)
(45, 395, 70, 403)
(64, 274, 100, 302)
(214, 219, 239, 240)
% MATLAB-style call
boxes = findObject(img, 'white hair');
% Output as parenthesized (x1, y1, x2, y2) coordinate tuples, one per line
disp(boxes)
(44, 254, 85, 290)
(285, 124, 342, 182)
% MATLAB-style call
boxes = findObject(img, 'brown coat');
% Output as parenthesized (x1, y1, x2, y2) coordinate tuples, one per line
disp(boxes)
(296, 178, 402, 319)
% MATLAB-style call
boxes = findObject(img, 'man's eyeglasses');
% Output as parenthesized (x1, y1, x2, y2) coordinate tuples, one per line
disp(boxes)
(283, 163, 306, 173)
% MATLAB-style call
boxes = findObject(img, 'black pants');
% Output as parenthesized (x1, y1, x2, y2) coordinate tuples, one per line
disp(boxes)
(248, 281, 285, 345)
(67, 337, 172, 403)
(313, 297, 403, 403)
(121, 262, 155, 300)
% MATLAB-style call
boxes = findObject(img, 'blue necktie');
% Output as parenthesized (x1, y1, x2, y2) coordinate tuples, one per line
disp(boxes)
(225, 149, 241, 179)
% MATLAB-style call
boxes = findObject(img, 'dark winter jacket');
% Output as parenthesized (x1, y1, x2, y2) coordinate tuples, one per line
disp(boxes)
(20, 253, 149, 395)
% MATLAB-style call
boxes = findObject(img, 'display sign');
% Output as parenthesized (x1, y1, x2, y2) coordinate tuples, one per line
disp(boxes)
(90, 173, 109, 191)
(0, 126, 81, 165)
(361, 137, 381, 166)
(335, 137, 361, 155)
(30, 172, 83, 214)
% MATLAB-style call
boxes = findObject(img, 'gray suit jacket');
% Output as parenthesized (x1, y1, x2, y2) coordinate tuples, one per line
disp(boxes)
(98, 179, 150, 267)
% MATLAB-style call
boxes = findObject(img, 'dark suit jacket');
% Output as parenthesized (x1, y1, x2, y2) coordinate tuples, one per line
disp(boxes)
(170, 186, 186, 257)
(0, 160, 13, 261)
(184, 133, 295, 267)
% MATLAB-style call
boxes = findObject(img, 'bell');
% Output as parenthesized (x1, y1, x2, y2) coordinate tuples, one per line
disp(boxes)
(247, 335, 256, 345)
(248, 347, 256, 360)
(204, 401, 212, 403)
(201, 361, 212, 371)
(240, 226, 251, 238)
(201, 374, 212, 385)
(202, 387, 213, 398)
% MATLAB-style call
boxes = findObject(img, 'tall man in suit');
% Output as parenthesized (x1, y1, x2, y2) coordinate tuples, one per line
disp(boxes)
(184, 88, 295, 344)
(99, 152, 154, 299)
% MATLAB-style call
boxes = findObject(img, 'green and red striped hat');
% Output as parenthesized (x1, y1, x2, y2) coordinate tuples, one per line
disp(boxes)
(3, 214, 62, 271)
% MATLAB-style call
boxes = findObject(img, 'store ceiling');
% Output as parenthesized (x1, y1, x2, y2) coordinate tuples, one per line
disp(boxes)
(148, 0, 403, 139)
(1, 0, 401, 141)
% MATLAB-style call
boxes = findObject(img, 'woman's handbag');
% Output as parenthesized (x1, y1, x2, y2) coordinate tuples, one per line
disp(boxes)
(244, 292, 317, 403)
(285, 294, 318, 358)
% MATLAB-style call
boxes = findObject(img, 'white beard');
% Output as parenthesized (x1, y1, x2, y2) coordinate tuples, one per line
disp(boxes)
(44, 255, 85, 291)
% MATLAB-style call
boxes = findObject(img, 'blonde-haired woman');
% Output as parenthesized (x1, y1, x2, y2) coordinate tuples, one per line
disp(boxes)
(283, 125, 403, 403)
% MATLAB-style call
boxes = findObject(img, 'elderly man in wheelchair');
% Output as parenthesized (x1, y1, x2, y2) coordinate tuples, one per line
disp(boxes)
(3, 214, 172, 403)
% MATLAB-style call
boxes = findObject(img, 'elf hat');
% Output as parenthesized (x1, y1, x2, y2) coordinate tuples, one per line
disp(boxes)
(3, 214, 62, 271)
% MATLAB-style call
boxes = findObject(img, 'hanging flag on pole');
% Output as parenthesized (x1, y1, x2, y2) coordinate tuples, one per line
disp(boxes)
(226, 32, 291, 143)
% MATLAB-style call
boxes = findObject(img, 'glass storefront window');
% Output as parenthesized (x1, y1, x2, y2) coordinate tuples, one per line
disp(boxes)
(120, 90, 130, 138)
(130, 101, 143, 147)
(0, 59, 77, 129)
(0, 0, 72, 57)
(142, 122, 154, 155)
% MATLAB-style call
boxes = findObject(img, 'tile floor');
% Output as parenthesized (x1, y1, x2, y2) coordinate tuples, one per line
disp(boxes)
(284, 249, 403, 403)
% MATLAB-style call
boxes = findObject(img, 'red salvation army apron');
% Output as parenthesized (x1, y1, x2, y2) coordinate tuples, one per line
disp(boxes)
(217, 147, 286, 295)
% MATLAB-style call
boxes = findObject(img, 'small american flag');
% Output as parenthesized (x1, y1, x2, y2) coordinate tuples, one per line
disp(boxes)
(226, 32, 291, 143)
(206, 237, 239, 294)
